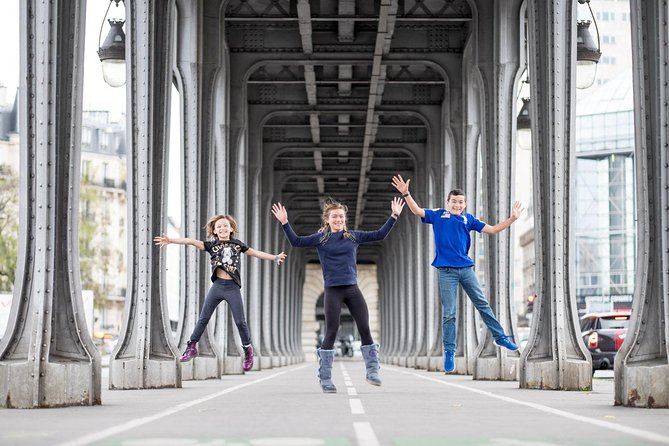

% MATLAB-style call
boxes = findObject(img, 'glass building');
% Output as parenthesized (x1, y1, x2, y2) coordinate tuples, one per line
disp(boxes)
(575, 70, 636, 314)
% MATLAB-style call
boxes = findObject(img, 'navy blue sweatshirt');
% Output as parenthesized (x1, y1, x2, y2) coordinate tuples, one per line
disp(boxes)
(281, 216, 397, 287)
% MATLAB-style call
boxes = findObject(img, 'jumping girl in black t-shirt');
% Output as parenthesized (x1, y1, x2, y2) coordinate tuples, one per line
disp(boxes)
(154, 214, 286, 371)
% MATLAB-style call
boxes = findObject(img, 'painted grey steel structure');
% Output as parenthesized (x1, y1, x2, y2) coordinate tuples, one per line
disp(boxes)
(0, 0, 666, 408)
(0, 1, 101, 408)
(614, 0, 669, 408)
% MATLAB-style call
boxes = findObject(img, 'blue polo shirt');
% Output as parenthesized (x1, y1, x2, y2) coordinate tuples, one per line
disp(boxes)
(281, 217, 396, 287)
(422, 209, 486, 268)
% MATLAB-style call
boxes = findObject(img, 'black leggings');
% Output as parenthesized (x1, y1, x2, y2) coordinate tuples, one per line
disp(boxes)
(190, 278, 251, 346)
(321, 284, 374, 350)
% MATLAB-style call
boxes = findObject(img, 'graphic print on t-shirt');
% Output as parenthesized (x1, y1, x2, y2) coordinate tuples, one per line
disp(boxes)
(210, 242, 242, 275)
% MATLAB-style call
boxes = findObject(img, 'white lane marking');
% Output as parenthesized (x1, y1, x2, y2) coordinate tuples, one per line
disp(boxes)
(353, 422, 381, 446)
(390, 368, 669, 445)
(349, 398, 365, 414)
(344, 380, 353, 386)
(348, 387, 358, 396)
(58, 365, 310, 446)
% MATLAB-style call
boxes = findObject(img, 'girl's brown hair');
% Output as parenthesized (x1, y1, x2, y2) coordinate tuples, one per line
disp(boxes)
(204, 214, 239, 239)
(318, 199, 355, 242)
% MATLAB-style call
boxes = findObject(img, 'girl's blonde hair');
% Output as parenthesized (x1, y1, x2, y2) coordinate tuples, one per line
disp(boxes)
(204, 214, 239, 239)
(318, 199, 355, 242)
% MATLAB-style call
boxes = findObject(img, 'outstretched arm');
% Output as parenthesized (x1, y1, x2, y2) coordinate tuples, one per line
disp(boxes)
(246, 248, 287, 265)
(153, 234, 205, 251)
(481, 201, 525, 235)
(356, 197, 405, 243)
(391, 175, 425, 218)
(271, 202, 321, 247)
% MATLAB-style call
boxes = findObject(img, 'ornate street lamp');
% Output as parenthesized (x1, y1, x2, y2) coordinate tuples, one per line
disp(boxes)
(576, 0, 601, 89)
(97, 0, 126, 88)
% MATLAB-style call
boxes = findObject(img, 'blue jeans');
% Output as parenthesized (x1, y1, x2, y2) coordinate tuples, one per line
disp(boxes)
(190, 279, 251, 345)
(438, 266, 506, 353)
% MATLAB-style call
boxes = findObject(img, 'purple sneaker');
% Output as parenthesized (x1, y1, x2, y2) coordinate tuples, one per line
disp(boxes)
(180, 340, 198, 362)
(242, 345, 254, 371)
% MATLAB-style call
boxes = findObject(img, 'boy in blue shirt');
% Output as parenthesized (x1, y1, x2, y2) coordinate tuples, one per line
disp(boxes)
(392, 175, 523, 373)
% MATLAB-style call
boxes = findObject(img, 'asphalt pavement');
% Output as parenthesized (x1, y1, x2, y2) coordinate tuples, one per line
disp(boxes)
(0, 359, 667, 446)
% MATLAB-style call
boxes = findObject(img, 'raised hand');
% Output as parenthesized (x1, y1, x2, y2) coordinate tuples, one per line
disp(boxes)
(512, 201, 525, 219)
(391, 197, 406, 216)
(271, 202, 289, 225)
(275, 251, 287, 265)
(391, 175, 411, 195)
(153, 234, 170, 247)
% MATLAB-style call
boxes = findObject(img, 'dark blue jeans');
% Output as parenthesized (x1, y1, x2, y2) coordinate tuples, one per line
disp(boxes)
(190, 278, 251, 346)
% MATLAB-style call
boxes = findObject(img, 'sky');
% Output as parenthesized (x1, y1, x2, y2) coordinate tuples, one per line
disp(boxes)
(0, 0, 126, 118)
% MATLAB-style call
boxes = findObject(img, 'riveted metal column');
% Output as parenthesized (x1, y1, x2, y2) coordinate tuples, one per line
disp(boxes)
(110, 0, 180, 390)
(244, 167, 263, 370)
(401, 224, 416, 368)
(0, 0, 100, 408)
(424, 175, 443, 372)
(457, 40, 483, 374)
(272, 250, 290, 366)
(519, 0, 591, 390)
(261, 202, 278, 368)
(216, 50, 249, 376)
(173, 0, 221, 381)
(474, 0, 523, 381)
(402, 222, 417, 368)
(379, 253, 391, 361)
(413, 217, 429, 369)
(614, 0, 669, 408)
(387, 244, 402, 365)
(277, 251, 290, 366)
(256, 195, 274, 369)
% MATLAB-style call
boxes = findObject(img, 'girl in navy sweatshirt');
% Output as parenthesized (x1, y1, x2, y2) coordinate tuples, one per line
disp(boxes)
(271, 197, 404, 392)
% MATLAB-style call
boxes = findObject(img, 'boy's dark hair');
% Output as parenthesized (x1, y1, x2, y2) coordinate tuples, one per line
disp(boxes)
(447, 189, 466, 201)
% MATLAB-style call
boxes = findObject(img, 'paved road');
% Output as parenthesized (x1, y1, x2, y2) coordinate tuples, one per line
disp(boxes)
(0, 359, 667, 446)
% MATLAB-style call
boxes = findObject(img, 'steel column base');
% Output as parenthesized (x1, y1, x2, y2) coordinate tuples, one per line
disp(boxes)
(427, 356, 442, 372)
(222, 356, 244, 375)
(474, 356, 518, 381)
(181, 357, 221, 381)
(615, 362, 669, 408)
(414, 356, 429, 370)
(0, 361, 100, 408)
(260, 355, 273, 369)
(109, 359, 180, 390)
(521, 359, 591, 390)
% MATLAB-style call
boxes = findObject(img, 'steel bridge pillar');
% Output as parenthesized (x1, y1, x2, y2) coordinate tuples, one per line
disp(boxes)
(519, 0, 592, 390)
(0, 1, 101, 408)
(109, 0, 181, 390)
(614, 0, 669, 408)
(471, 0, 523, 382)
(171, 0, 222, 381)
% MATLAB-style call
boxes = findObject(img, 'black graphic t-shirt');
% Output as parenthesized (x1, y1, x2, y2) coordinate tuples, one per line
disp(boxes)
(203, 238, 249, 287)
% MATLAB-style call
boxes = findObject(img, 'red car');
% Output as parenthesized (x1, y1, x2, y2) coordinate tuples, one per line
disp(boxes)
(579, 310, 631, 372)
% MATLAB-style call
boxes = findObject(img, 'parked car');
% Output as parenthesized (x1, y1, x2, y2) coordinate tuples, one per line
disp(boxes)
(580, 310, 631, 372)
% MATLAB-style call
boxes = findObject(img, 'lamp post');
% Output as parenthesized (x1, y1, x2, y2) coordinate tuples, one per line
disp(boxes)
(97, 1, 126, 88)
(576, 0, 601, 89)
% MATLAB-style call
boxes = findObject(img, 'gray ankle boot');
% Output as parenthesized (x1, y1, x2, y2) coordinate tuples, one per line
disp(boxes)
(360, 343, 381, 386)
(316, 348, 337, 393)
